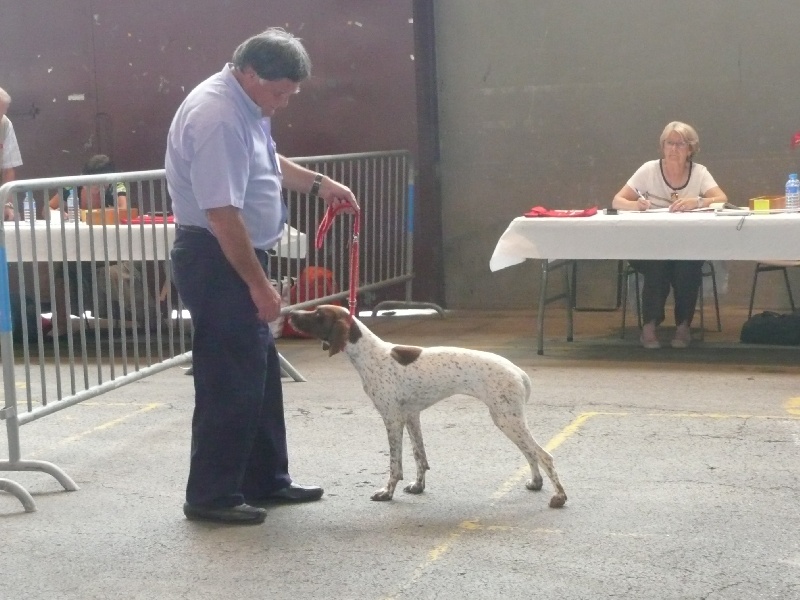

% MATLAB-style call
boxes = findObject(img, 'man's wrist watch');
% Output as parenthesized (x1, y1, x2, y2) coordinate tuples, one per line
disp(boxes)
(309, 173, 324, 197)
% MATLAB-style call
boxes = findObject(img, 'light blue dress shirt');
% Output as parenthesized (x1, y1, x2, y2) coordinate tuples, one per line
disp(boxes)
(165, 64, 285, 250)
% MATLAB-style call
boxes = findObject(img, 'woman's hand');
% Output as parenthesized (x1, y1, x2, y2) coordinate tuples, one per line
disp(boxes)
(612, 185, 652, 211)
(669, 196, 704, 212)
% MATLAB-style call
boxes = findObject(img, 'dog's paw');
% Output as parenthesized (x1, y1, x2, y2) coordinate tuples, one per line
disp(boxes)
(549, 493, 567, 508)
(403, 482, 425, 495)
(525, 475, 544, 491)
(371, 488, 394, 501)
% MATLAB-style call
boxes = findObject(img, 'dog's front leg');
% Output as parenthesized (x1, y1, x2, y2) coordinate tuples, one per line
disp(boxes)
(372, 412, 404, 501)
(403, 412, 428, 494)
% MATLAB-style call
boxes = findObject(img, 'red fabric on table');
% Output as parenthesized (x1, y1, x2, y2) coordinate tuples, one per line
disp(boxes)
(524, 206, 598, 218)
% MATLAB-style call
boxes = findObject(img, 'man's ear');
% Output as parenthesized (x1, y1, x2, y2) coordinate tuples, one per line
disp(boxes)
(327, 319, 349, 356)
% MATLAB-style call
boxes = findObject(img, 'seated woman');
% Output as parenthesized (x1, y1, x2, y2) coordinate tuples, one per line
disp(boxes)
(47, 155, 155, 336)
(49, 154, 127, 215)
(611, 121, 728, 349)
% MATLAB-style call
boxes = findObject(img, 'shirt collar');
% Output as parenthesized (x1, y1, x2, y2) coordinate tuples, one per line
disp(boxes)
(222, 63, 263, 120)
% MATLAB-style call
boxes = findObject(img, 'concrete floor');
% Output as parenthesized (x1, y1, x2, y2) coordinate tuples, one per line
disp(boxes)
(1, 307, 799, 600)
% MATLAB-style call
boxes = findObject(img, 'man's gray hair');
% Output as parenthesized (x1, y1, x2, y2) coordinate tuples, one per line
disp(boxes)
(232, 28, 311, 82)
(0, 87, 11, 109)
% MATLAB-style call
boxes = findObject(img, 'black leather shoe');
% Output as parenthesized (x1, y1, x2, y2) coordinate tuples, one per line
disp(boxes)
(250, 483, 324, 504)
(183, 502, 266, 524)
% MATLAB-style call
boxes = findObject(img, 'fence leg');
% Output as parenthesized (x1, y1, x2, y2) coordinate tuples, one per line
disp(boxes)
(0, 459, 79, 492)
(279, 353, 306, 382)
(0, 478, 37, 512)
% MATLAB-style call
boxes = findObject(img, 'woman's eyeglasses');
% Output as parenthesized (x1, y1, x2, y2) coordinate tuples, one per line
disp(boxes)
(664, 140, 689, 149)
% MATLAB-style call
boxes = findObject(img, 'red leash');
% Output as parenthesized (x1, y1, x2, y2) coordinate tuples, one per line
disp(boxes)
(315, 203, 360, 318)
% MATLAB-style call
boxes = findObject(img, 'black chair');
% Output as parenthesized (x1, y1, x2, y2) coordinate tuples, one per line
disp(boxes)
(747, 261, 800, 318)
(620, 261, 721, 340)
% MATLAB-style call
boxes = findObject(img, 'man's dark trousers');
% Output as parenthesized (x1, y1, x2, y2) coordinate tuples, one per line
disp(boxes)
(171, 227, 291, 508)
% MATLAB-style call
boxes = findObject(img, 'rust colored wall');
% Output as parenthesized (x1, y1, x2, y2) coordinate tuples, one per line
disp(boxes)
(1, 1, 444, 305)
(1, 2, 417, 175)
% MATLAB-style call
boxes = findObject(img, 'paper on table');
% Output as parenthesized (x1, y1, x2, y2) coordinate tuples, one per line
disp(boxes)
(709, 202, 745, 211)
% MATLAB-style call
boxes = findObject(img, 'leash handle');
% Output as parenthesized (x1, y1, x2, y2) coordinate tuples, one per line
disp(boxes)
(315, 203, 361, 318)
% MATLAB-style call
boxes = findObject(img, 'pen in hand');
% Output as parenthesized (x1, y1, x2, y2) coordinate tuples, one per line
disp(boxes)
(633, 188, 651, 211)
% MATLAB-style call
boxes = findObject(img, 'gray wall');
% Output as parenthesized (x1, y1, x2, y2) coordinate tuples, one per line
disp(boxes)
(434, 1, 800, 310)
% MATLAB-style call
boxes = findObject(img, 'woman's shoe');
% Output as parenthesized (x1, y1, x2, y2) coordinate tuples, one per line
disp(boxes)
(671, 325, 691, 348)
(640, 323, 660, 349)
(640, 334, 661, 349)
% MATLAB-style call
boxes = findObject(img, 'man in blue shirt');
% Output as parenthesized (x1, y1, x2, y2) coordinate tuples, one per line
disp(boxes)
(166, 28, 358, 524)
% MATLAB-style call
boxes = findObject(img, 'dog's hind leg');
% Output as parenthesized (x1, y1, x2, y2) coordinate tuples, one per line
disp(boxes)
(372, 412, 405, 501)
(488, 403, 568, 508)
(403, 412, 429, 494)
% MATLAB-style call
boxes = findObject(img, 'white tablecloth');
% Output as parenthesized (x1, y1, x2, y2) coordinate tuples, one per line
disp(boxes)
(2, 221, 308, 263)
(490, 211, 800, 271)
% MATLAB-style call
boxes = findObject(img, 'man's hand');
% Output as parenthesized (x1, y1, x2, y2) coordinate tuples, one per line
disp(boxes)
(207, 206, 280, 324)
(249, 280, 283, 324)
(278, 156, 360, 213)
(318, 176, 360, 213)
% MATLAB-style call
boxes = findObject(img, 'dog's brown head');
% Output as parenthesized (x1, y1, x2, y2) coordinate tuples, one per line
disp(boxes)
(288, 305, 362, 357)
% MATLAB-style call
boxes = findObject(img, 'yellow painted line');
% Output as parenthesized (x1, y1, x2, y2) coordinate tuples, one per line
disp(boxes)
(786, 397, 800, 416)
(491, 411, 626, 500)
(62, 403, 161, 441)
(423, 519, 478, 564)
(383, 411, 601, 600)
(80, 402, 156, 407)
(545, 411, 626, 452)
(28, 403, 162, 458)
(646, 411, 800, 420)
(382, 407, 800, 600)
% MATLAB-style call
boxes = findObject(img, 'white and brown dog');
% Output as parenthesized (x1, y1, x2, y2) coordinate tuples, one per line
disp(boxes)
(288, 305, 567, 508)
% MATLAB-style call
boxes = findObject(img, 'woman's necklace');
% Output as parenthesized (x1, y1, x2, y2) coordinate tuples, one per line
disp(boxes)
(659, 159, 692, 192)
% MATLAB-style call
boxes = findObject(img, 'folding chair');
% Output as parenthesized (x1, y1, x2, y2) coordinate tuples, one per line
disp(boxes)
(747, 261, 800, 318)
(620, 261, 721, 340)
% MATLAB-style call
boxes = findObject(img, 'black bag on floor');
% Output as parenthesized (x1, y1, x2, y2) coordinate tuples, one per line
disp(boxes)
(740, 311, 800, 345)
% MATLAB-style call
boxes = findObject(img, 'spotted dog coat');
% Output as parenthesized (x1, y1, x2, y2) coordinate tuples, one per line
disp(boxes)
(289, 305, 567, 508)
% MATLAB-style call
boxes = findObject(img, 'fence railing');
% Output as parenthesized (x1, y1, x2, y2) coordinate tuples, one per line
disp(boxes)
(0, 150, 420, 512)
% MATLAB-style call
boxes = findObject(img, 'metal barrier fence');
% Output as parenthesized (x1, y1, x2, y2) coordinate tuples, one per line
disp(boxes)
(0, 149, 420, 512)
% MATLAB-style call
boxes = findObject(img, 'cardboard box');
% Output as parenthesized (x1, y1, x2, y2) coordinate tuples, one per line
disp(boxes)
(80, 208, 139, 225)
(748, 195, 785, 211)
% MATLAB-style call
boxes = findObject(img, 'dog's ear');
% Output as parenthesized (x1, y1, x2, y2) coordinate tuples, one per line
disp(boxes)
(327, 318, 350, 357)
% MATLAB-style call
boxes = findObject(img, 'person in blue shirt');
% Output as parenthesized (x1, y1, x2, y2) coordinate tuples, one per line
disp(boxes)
(166, 28, 358, 524)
